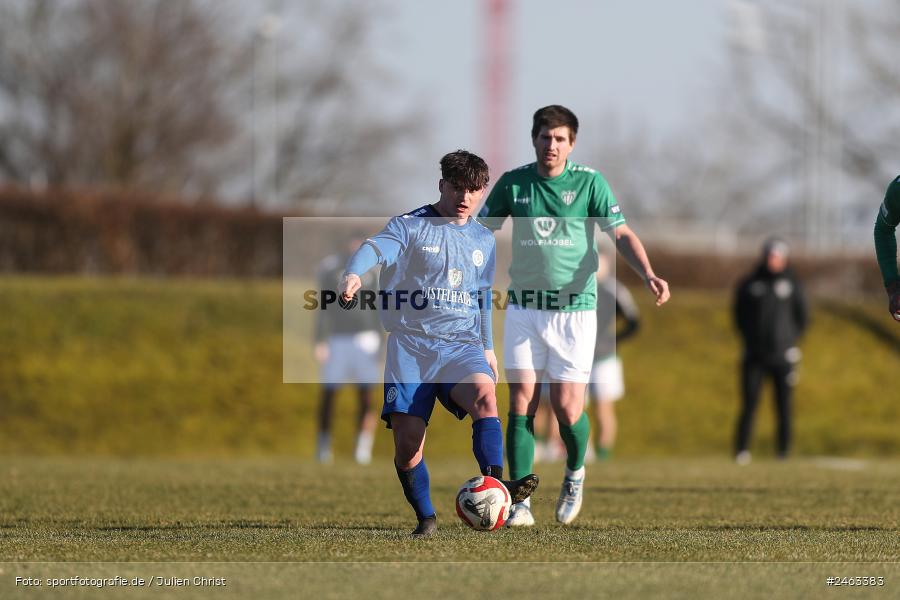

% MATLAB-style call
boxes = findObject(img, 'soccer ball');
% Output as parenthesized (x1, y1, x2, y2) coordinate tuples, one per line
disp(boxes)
(455, 475, 511, 531)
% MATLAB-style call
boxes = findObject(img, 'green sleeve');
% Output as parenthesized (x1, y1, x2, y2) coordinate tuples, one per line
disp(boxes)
(589, 172, 626, 231)
(479, 172, 511, 230)
(874, 176, 900, 287)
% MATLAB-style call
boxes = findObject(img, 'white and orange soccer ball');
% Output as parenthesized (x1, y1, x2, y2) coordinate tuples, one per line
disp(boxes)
(455, 475, 511, 531)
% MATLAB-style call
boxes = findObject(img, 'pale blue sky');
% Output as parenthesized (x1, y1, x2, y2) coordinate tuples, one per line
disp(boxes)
(374, 0, 729, 179)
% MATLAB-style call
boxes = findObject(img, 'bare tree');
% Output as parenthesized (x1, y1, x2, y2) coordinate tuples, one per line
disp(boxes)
(584, 0, 900, 251)
(0, 0, 425, 209)
(714, 0, 900, 244)
(257, 2, 427, 212)
(0, 0, 250, 196)
(729, 0, 900, 183)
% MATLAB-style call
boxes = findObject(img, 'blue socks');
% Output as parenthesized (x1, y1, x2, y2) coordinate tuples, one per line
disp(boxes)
(395, 459, 435, 520)
(395, 417, 504, 521)
(472, 416, 504, 477)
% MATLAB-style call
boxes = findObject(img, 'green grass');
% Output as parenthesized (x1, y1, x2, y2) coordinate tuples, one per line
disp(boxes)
(1, 457, 898, 598)
(4, 457, 898, 562)
(2, 277, 898, 597)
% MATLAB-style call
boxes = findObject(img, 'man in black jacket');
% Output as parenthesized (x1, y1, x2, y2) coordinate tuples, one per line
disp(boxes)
(733, 238, 808, 464)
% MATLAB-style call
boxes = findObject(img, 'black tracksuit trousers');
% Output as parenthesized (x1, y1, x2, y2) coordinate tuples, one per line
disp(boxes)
(735, 357, 794, 457)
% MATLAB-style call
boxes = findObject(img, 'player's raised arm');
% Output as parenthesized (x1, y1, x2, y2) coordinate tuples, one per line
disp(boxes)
(340, 218, 408, 301)
(610, 223, 670, 306)
(340, 242, 377, 301)
(874, 176, 900, 321)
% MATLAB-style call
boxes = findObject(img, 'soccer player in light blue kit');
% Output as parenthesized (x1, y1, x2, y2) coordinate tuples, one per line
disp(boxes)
(340, 150, 539, 537)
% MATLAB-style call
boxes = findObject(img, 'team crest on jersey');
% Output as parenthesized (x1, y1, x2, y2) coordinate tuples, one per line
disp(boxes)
(774, 279, 794, 299)
(472, 249, 484, 267)
(448, 268, 463, 288)
(561, 190, 576, 205)
(533, 217, 557, 238)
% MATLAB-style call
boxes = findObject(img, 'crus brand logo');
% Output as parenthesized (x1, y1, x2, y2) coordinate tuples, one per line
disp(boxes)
(448, 268, 463, 288)
(533, 217, 557, 238)
(472, 249, 484, 267)
(561, 190, 576, 205)
(422, 245, 440, 253)
(513, 196, 531, 204)
(386, 387, 398, 403)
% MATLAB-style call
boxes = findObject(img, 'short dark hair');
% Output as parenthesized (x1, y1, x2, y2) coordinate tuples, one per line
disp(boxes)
(531, 105, 579, 141)
(440, 150, 490, 191)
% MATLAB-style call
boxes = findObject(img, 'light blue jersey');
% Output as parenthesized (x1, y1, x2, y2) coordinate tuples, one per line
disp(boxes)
(362, 204, 496, 347)
(344, 204, 498, 427)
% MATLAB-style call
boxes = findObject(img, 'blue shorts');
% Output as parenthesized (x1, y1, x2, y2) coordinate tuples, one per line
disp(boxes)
(382, 332, 494, 428)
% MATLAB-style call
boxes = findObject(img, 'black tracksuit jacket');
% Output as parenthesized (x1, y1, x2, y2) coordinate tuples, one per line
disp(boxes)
(733, 265, 808, 364)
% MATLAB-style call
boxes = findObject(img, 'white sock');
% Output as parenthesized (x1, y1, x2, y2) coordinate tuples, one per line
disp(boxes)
(316, 432, 332, 460)
(565, 466, 585, 481)
(354, 431, 374, 464)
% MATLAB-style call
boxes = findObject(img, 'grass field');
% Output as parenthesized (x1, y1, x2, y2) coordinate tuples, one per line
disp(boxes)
(2, 457, 899, 598)
(1, 277, 898, 598)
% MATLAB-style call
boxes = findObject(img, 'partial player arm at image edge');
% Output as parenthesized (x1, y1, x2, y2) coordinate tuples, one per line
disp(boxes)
(874, 178, 900, 287)
(874, 212, 899, 288)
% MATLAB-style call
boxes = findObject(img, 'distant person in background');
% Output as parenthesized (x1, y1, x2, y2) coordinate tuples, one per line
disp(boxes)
(874, 175, 900, 322)
(588, 254, 640, 461)
(314, 232, 382, 464)
(733, 238, 808, 464)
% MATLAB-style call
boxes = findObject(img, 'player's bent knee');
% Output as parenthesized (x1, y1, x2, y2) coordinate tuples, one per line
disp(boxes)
(393, 438, 423, 469)
(472, 386, 498, 418)
(389, 414, 426, 468)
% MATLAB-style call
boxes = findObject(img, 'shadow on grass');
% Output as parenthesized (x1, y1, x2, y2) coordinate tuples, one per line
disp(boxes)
(820, 300, 900, 355)
(90, 522, 402, 533)
(639, 524, 899, 533)
(594, 487, 779, 494)
(93, 520, 297, 531)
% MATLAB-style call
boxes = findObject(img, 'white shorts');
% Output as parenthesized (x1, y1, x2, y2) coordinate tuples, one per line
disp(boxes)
(503, 307, 597, 383)
(588, 355, 624, 403)
(321, 331, 381, 388)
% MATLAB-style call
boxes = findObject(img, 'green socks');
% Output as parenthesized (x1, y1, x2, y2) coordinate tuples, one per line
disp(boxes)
(559, 412, 590, 471)
(506, 414, 535, 480)
(508, 412, 590, 475)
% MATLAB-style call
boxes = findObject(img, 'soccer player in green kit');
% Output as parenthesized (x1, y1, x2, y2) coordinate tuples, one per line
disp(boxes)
(875, 175, 900, 322)
(480, 105, 670, 526)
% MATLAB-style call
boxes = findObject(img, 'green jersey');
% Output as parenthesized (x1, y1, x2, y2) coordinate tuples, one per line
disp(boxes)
(481, 160, 625, 311)
(874, 175, 900, 286)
